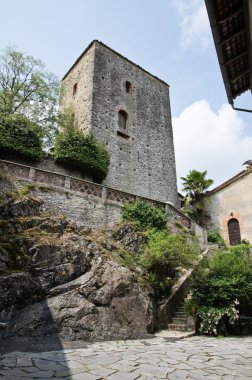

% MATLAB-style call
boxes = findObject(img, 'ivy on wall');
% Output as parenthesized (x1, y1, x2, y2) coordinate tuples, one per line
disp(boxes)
(0, 115, 43, 160)
(54, 126, 110, 183)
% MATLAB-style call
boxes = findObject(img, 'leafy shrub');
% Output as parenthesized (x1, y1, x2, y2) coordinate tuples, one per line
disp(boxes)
(184, 298, 197, 316)
(117, 248, 141, 268)
(192, 247, 252, 308)
(198, 302, 239, 336)
(229, 243, 251, 255)
(122, 200, 167, 230)
(54, 125, 110, 183)
(140, 230, 198, 298)
(0, 114, 43, 160)
(191, 245, 252, 335)
(207, 231, 225, 246)
(146, 272, 174, 298)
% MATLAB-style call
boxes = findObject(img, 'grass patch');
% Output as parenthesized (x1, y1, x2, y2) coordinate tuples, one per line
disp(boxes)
(19, 183, 36, 196)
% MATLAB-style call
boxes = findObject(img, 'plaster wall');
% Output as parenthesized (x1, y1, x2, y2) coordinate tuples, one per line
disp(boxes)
(204, 169, 252, 244)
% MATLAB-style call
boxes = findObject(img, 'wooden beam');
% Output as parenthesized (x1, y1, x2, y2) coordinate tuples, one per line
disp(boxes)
(219, 28, 246, 46)
(230, 69, 250, 83)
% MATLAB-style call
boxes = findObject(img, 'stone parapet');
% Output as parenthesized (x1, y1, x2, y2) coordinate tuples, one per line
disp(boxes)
(0, 159, 194, 231)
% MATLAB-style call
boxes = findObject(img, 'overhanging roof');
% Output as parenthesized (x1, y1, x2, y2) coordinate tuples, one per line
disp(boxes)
(205, 0, 252, 104)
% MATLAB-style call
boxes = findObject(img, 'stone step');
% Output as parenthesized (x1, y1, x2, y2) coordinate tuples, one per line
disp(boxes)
(173, 312, 187, 318)
(167, 323, 188, 332)
(172, 317, 188, 324)
(177, 307, 185, 313)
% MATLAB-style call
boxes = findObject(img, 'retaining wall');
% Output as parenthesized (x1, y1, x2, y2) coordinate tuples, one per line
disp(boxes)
(0, 159, 206, 242)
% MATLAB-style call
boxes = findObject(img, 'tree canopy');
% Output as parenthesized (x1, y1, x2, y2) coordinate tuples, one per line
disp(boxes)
(0, 114, 43, 160)
(0, 46, 60, 147)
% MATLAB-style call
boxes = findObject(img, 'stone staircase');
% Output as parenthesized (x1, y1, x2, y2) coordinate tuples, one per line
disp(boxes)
(158, 249, 209, 333)
(167, 304, 189, 332)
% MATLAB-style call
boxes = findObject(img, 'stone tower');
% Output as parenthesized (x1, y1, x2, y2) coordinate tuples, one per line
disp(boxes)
(61, 40, 179, 206)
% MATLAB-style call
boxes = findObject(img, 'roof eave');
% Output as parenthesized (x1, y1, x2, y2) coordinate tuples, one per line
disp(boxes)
(206, 169, 252, 195)
(246, 0, 252, 92)
(205, 0, 251, 103)
(205, 0, 234, 105)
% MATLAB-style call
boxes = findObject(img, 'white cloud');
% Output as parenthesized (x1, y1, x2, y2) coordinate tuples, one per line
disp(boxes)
(173, 100, 252, 191)
(172, 0, 210, 51)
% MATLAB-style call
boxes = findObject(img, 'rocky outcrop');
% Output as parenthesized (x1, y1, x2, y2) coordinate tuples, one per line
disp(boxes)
(5, 258, 153, 341)
(111, 223, 147, 252)
(0, 190, 154, 341)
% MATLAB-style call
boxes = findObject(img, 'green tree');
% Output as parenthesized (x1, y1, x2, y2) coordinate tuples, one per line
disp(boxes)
(0, 45, 60, 147)
(0, 114, 43, 160)
(181, 169, 213, 223)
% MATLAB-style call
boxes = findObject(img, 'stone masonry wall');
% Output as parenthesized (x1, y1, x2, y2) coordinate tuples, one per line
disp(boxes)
(61, 45, 95, 133)
(0, 160, 191, 231)
(92, 42, 178, 206)
(61, 41, 179, 207)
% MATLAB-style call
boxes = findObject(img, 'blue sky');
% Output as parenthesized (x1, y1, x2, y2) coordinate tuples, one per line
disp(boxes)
(1, 0, 252, 190)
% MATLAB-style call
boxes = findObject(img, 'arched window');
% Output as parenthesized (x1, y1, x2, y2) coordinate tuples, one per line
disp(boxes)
(228, 218, 241, 245)
(118, 110, 128, 130)
(73, 83, 77, 95)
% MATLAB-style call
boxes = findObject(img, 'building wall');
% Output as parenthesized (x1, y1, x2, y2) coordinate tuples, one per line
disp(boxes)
(61, 45, 95, 133)
(62, 41, 179, 206)
(204, 169, 252, 244)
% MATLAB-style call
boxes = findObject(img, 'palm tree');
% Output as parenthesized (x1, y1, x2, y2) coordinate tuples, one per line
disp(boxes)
(181, 170, 213, 224)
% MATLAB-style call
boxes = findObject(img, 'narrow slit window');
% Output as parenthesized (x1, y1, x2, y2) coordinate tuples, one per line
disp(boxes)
(125, 81, 132, 93)
(118, 110, 128, 130)
(73, 83, 77, 95)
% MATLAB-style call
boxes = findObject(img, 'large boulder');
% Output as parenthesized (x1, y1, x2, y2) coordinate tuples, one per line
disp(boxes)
(2, 250, 154, 340)
(0, 191, 155, 341)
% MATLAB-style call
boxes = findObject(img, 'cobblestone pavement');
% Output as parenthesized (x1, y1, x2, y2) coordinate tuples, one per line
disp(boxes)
(0, 335, 252, 379)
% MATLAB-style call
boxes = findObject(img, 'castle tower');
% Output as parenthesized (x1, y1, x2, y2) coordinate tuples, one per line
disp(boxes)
(61, 40, 179, 206)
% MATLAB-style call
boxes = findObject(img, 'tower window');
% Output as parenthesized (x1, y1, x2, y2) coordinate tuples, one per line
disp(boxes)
(73, 83, 77, 95)
(125, 81, 132, 93)
(118, 110, 128, 130)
